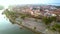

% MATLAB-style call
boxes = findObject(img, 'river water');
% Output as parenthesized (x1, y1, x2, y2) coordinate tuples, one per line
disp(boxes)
(0, 9, 35, 34)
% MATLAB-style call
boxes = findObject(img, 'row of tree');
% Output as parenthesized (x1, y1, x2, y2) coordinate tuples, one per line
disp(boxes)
(42, 16, 60, 33)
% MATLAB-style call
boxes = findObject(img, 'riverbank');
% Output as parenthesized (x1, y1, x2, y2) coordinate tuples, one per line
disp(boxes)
(8, 16, 44, 34)
(3, 8, 60, 34)
(7, 15, 60, 34)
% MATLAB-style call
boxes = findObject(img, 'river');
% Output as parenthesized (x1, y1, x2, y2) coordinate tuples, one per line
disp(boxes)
(0, 9, 35, 34)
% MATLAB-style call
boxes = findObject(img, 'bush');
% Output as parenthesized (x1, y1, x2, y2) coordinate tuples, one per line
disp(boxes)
(42, 16, 56, 25)
(21, 15, 26, 19)
(51, 23, 60, 32)
(34, 27, 36, 30)
(42, 17, 51, 25)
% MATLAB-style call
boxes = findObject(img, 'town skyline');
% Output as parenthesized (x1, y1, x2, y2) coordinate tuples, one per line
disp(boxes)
(0, 0, 60, 8)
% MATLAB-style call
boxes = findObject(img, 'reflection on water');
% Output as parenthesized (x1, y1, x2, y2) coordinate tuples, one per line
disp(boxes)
(0, 10, 35, 34)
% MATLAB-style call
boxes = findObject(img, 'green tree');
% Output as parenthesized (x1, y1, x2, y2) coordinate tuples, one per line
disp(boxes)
(42, 17, 52, 25)
(42, 16, 56, 25)
(51, 23, 60, 32)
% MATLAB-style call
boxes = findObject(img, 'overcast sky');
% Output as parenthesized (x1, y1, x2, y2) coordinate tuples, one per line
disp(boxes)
(0, 0, 60, 7)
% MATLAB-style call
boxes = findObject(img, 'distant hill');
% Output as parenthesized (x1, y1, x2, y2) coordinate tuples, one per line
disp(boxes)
(54, 6, 60, 8)
(0, 5, 4, 10)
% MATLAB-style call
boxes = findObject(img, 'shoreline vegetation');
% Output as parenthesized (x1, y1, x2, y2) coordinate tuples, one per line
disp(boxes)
(3, 9, 43, 34)
(3, 5, 60, 34)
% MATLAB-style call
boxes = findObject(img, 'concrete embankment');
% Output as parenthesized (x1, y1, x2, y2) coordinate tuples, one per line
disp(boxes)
(8, 17, 60, 34)
(9, 17, 44, 34)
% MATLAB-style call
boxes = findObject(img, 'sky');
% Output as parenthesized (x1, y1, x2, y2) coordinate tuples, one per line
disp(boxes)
(0, 0, 60, 7)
